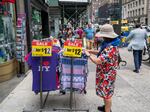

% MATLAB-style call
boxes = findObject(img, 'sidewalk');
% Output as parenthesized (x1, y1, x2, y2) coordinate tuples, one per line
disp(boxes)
(0, 48, 150, 112)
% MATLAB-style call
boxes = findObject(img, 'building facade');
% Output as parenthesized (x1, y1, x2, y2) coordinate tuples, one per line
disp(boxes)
(98, 0, 120, 24)
(89, 0, 101, 23)
(148, 0, 150, 25)
(122, 0, 148, 25)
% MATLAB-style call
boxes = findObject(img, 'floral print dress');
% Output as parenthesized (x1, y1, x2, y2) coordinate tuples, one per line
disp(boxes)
(96, 46, 119, 99)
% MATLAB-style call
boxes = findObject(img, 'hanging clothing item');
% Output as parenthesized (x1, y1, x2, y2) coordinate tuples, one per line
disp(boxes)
(27, 50, 60, 94)
(59, 53, 88, 93)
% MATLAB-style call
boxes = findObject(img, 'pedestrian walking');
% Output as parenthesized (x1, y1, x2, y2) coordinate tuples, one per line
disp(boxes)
(126, 23, 147, 73)
(77, 27, 83, 39)
(84, 23, 95, 49)
(84, 24, 120, 112)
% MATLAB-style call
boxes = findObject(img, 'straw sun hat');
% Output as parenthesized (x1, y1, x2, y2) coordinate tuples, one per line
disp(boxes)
(96, 24, 118, 38)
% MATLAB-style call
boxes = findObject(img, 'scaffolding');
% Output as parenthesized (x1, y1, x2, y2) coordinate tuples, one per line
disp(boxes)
(59, 0, 90, 29)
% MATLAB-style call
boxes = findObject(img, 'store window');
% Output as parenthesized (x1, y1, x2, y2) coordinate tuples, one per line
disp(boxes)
(139, 9, 140, 15)
(142, 8, 144, 15)
(142, 0, 144, 4)
(136, 1, 138, 6)
(0, 2, 16, 63)
(31, 7, 42, 40)
(139, 0, 141, 5)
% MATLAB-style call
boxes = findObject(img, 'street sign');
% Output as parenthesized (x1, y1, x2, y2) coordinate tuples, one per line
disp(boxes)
(122, 19, 128, 24)
(111, 20, 119, 25)
(32, 41, 52, 57)
(63, 39, 82, 58)
(121, 26, 129, 32)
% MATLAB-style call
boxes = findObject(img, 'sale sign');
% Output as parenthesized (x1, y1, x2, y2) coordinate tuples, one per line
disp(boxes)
(32, 41, 52, 57)
(63, 39, 82, 58)
(2, 0, 15, 3)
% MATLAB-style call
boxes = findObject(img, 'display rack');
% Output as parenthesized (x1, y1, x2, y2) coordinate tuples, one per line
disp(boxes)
(23, 39, 89, 112)
(23, 56, 50, 112)
(23, 40, 52, 112)
(53, 39, 89, 112)
(53, 56, 89, 112)
(39, 57, 50, 110)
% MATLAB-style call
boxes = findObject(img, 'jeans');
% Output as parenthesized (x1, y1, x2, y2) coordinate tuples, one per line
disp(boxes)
(133, 50, 143, 71)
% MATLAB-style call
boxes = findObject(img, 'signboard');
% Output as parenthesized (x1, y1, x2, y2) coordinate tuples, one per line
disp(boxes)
(122, 19, 128, 24)
(111, 20, 119, 25)
(63, 39, 82, 58)
(121, 26, 129, 32)
(32, 41, 52, 57)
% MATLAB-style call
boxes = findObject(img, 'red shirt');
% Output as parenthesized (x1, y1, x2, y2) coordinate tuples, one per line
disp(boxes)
(77, 29, 83, 38)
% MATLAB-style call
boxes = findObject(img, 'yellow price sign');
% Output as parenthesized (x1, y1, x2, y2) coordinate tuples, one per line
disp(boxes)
(32, 41, 52, 57)
(63, 46, 82, 57)
(63, 40, 82, 58)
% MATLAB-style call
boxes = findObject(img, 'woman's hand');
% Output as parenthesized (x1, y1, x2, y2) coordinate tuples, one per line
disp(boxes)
(85, 50, 91, 57)
(85, 49, 101, 65)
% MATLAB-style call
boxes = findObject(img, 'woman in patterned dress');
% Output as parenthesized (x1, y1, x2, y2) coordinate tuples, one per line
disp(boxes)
(85, 24, 120, 112)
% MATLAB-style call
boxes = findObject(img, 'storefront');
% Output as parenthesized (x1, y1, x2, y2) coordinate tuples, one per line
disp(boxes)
(0, 0, 17, 82)
(31, 7, 42, 40)
(25, 0, 50, 52)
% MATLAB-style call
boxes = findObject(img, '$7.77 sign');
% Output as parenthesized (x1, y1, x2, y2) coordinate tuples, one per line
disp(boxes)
(63, 40, 82, 58)
(32, 41, 52, 57)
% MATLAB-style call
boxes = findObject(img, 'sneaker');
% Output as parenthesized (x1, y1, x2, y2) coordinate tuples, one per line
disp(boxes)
(97, 105, 105, 111)
(59, 90, 66, 95)
(97, 105, 112, 112)
(133, 70, 139, 73)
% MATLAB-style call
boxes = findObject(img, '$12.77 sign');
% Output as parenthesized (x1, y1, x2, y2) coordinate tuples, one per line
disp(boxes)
(63, 39, 82, 58)
(32, 41, 52, 57)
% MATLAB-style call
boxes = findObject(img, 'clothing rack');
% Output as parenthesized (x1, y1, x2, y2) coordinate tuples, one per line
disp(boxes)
(34, 38, 51, 109)
(53, 38, 89, 112)
(53, 57, 89, 112)
(23, 38, 89, 112)
(23, 56, 50, 112)
(39, 57, 50, 110)
(23, 39, 51, 112)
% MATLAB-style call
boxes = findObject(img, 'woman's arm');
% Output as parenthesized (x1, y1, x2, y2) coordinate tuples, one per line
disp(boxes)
(85, 50, 101, 65)
(87, 49, 99, 55)
(89, 54, 101, 65)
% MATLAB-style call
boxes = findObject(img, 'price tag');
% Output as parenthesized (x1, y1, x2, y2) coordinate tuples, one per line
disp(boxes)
(32, 41, 52, 57)
(63, 40, 82, 58)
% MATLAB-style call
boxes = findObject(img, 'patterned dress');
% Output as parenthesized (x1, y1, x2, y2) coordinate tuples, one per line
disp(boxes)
(96, 46, 119, 99)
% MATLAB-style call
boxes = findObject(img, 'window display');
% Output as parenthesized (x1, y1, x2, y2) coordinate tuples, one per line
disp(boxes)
(16, 14, 26, 62)
(31, 8, 42, 40)
(0, 2, 15, 63)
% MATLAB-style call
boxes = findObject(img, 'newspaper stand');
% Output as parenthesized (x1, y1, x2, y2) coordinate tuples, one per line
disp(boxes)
(23, 40, 52, 112)
(53, 39, 89, 112)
